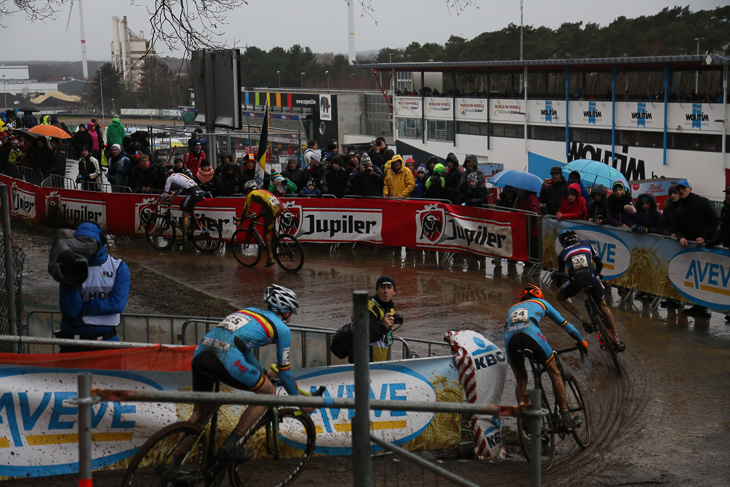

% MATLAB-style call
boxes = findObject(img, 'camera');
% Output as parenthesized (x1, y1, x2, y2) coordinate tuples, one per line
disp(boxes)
(48, 229, 100, 286)
(392, 313, 404, 325)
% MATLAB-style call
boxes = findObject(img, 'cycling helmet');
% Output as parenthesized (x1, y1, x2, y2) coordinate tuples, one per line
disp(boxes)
(558, 229, 579, 248)
(264, 284, 299, 314)
(519, 283, 544, 301)
(243, 180, 257, 193)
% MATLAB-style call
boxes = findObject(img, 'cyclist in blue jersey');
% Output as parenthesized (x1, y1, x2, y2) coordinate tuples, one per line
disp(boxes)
(505, 283, 588, 430)
(555, 229, 625, 352)
(185, 285, 312, 463)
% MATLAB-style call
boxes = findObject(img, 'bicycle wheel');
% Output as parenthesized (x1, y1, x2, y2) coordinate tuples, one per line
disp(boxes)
(191, 216, 222, 253)
(144, 213, 177, 250)
(231, 228, 262, 267)
(229, 408, 316, 487)
(564, 376, 590, 448)
(121, 422, 208, 487)
(274, 234, 304, 273)
(592, 304, 622, 376)
(517, 394, 556, 471)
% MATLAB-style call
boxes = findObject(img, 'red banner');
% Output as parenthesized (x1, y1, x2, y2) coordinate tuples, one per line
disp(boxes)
(0, 175, 528, 260)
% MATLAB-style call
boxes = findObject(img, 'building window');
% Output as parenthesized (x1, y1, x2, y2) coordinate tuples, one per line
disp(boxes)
(489, 123, 524, 139)
(571, 127, 612, 145)
(529, 125, 566, 141)
(397, 118, 423, 139)
(457, 121, 489, 136)
(667, 133, 722, 152)
(427, 120, 454, 142)
(396, 71, 413, 94)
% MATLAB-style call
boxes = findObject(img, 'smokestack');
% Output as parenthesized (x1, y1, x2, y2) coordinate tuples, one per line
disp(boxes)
(121, 16, 129, 77)
(348, 0, 356, 64)
(112, 16, 121, 72)
(78, 0, 88, 79)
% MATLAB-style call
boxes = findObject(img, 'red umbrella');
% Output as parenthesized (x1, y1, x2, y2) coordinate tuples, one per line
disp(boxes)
(29, 124, 71, 139)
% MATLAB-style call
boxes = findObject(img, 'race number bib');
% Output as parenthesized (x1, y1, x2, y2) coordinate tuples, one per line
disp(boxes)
(509, 308, 529, 324)
(268, 196, 280, 209)
(571, 254, 589, 269)
(281, 347, 291, 367)
(217, 312, 252, 332)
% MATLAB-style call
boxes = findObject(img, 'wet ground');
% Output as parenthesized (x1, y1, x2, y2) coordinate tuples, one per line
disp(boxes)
(12, 228, 730, 486)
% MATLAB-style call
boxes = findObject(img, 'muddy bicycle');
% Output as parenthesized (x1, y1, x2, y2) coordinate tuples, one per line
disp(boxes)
(517, 346, 590, 471)
(121, 368, 324, 487)
(141, 202, 222, 253)
(231, 212, 304, 273)
(583, 285, 622, 375)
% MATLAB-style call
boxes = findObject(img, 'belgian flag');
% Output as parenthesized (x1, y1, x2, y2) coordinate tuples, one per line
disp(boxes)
(255, 102, 269, 189)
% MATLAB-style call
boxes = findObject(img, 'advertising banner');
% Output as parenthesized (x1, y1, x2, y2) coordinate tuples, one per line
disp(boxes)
(541, 219, 730, 310)
(394, 97, 422, 118)
(489, 99, 525, 123)
(455, 98, 488, 122)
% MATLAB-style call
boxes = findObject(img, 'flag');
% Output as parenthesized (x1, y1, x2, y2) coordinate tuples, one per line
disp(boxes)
(255, 102, 269, 189)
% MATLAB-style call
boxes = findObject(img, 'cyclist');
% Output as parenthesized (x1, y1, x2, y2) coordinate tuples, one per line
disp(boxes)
(184, 285, 312, 466)
(241, 180, 282, 267)
(505, 283, 588, 431)
(555, 229, 626, 352)
(158, 168, 205, 246)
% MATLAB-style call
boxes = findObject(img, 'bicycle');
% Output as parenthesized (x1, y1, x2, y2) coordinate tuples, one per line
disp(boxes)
(230, 212, 304, 273)
(142, 202, 222, 253)
(517, 346, 590, 471)
(121, 367, 324, 487)
(583, 286, 622, 376)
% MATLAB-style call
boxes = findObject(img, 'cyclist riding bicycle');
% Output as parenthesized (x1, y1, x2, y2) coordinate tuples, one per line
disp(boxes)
(184, 285, 312, 466)
(554, 229, 626, 352)
(241, 180, 282, 267)
(158, 168, 205, 246)
(505, 283, 588, 431)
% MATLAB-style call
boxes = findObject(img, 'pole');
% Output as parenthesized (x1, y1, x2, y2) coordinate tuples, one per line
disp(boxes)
(0, 186, 18, 353)
(204, 50, 218, 165)
(76, 373, 93, 487)
(99, 74, 105, 122)
(2, 75, 6, 109)
(352, 290, 371, 487)
(529, 388, 542, 487)
(695, 37, 702, 94)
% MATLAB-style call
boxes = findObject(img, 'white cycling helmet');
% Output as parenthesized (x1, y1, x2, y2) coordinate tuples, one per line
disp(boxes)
(264, 284, 299, 314)
(244, 180, 257, 192)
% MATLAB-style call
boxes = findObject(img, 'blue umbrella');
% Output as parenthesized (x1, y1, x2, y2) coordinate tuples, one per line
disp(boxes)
(561, 159, 628, 191)
(488, 170, 543, 194)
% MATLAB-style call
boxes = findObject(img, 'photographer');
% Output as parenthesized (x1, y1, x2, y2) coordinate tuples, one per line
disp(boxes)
(366, 275, 402, 362)
(56, 222, 130, 352)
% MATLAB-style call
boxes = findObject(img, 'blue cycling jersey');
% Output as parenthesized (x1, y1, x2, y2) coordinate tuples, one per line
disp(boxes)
(557, 240, 603, 278)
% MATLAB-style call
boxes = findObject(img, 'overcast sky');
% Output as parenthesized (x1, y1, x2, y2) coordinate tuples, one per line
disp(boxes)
(0, 0, 725, 63)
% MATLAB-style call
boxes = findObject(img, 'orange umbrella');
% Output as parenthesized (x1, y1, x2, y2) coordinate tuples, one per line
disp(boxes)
(29, 124, 71, 139)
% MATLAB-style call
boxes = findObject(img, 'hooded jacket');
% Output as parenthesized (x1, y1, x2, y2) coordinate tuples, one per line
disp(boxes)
(632, 193, 662, 234)
(587, 184, 608, 223)
(557, 183, 587, 220)
(383, 162, 416, 198)
(606, 182, 635, 227)
(59, 222, 130, 337)
(106, 116, 126, 147)
(675, 191, 720, 242)
(444, 153, 462, 203)
(539, 174, 567, 215)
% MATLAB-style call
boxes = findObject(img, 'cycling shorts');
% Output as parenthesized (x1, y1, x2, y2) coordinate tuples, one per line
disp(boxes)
(192, 349, 265, 393)
(260, 206, 277, 232)
(505, 326, 554, 371)
(559, 274, 604, 303)
(180, 186, 204, 213)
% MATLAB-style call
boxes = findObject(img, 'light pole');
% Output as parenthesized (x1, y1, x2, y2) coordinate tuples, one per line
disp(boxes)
(276, 71, 281, 89)
(2, 75, 6, 109)
(325, 71, 330, 92)
(694, 37, 704, 94)
(111, 98, 115, 115)
(301, 72, 305, 88)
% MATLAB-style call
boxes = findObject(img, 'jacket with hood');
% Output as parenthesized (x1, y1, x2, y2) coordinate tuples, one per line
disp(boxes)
(675, 191, 719, 242)
(661, 197, 680, 237)
(587, 184, 608, 223)
(87, 122, 104, 153)
(444, 153, 462, 203)
(72, 125, 93, 159)
(606, 182, 636, 227)
(539, 174, 568, 216)
(709, 199, 730, 248)
(108, 149, 131, 186)
(557, 183, 587, 220)
(106, 115, 126, 147)
(349, 164, 384, 197)
(59, 222, 130, 338)
(632, 193, 662, 234)
(383, 162, 416, 198)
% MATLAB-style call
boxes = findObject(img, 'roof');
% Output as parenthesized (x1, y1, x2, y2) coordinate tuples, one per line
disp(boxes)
(356, 54, 730, 73)
(30, 91, 81, 105)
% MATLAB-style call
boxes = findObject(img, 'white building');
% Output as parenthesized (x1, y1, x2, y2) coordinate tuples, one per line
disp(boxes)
(110, 16, 156, 90)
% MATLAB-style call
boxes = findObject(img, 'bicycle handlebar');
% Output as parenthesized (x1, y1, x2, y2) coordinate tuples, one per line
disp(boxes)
(270, 364, 326, 397)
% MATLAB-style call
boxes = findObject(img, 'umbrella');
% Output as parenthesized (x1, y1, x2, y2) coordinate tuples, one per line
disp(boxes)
(561, 159, 628, 190)
(488, 169, 543, 194)
(13, 128, 38, 140)
(29, 125, 71, 139)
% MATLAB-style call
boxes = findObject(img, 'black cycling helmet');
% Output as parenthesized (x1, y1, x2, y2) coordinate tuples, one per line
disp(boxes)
(519, 283, 544, 301)
(558, 229, 579, 248)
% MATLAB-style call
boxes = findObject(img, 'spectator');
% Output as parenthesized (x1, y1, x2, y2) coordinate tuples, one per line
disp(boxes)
(349, 153, 383, 197)
(424, 163, 447, 200)
(460, 154, 484, 187)
(184, 139, 206, 178)
(150, 161, 170, 192)
(322, 156, 349, 198)
(77, 147, 102, 191)
(539, 166, 568, 216)
(7, 138, 23, 168)
(107, 144, 130, 189)
(239, 156, 270, 189)
(426, 155, 440, 176)
(187, 128, 204, 151)
(215, 162, 242, 196)
(708, 185, 730, 249)
(515, 189, 541, 260)
(132, 131, 151, 157)
(567, 171, 591, 209)
(268, 174, 297, 197)
(281, 156, 307, 191)
(383, 155, 415, 199)
(72, 125, 92, 159)
(495, 186, 517, 208)
(367, 137, 393, 169)
(674, 179, 719, 248)
(0, 132, 10, 171)
(322, 139, 339, 161)
(298, 179, 322, 197)
(304, 150, 325, 187)
(556, 183, 587, 221)
(106, 114, 125, 149)
(172, 155, 194, 178)
(459, 173, 488, 206)
(57, 222, 129, 352)
(587, 184, 608, 224)
(87, 118, 105, 163)
(404, 158, 417, 177)
(48, 137, 66, 178)
(606, 181, 636, 229)
(444, 153, 461, 203)
(129, 153, 157, 194)
(661, 184, 681, 237)
(345, 152, 360, 172)
(22, 109, 38, 129)
(25, 136, 51, 176)
(631, 194, 662, 234)
(411, 165, 428, 198)
(195, 158, 216, 195)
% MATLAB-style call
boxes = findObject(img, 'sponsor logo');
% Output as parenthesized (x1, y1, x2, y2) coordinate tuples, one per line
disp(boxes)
(541, 101, 556, 122)
(297, 208, 382, 243)
(45, 192, 105, 227)
(10, 182, 36, 219)
(583, 101, 601, 125)
(427, 99, 451, 112)
(279, 202, 302, 236)
(685, 103, 709, 130)
(0, 369, 175, 477)
(397, 99, 420, 113)
(459, 102, 485, 115)
(470, 336, 507, 370)
(493, 100, 523, 117)
(554, 227, 631, 278)
(668, 250, 730, 309)
(631, 102, 653, 127)
(319, 95, 332, 121)
(294, 365, 436, 454)
(567, 143, 645, 181)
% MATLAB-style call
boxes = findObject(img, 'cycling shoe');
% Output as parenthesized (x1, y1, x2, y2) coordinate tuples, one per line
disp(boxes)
(614, 341, 626, 353)
(582, 322, 594, 333)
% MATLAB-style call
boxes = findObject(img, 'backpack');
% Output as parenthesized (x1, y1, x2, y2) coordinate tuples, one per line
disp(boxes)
(424, 174, 445, 199)
(330, 322, 354, 359)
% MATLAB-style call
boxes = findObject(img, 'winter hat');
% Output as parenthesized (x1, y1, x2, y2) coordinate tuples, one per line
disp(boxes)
(434, 163, 446, 175)
(405, 158, 416, 167)
(309, 150, 322, 163)
(112, 115, 120, 121)
(467, 172, 479, 183)
(376, 275, 396, 290)
(360, 153, 372, 165)
(612, 181, 625, 190)
(111, 144, 122, 151)
(416, 164, 427, 174)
